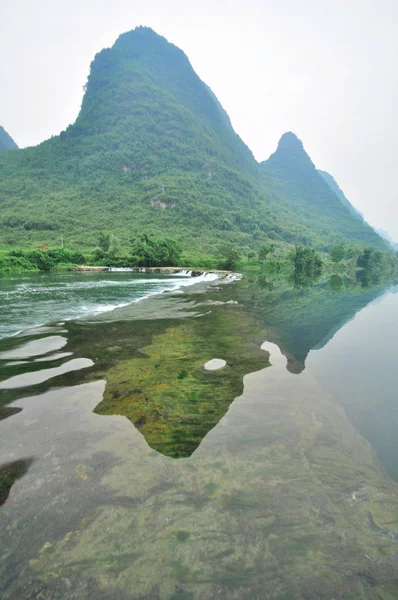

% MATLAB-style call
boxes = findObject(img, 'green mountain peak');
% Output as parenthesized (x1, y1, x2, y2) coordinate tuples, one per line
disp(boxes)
(260, 132, 385, 250)
(71, 26, 254, 173)
(266, 131, 316, 172)
(0, 29, 386, 252)
(275, 131, 305, 151)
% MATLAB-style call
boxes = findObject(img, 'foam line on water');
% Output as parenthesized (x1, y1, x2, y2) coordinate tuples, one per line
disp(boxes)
(86, 272, 219, 315)
(0, 272, 220, 338)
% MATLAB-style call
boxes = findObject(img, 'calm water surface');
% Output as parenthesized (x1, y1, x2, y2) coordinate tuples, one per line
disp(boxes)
(1, 272, 398, 599)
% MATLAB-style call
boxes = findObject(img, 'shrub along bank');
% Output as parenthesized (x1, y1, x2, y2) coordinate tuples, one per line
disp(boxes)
(0, 248, 86, 272)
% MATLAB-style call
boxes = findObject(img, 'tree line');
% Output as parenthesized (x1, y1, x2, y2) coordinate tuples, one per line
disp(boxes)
(0, 233, 397, 280)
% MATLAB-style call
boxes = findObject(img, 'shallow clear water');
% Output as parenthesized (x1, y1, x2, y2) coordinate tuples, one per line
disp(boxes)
(1, 272, 398, 599)
(0, 270, 216, 338)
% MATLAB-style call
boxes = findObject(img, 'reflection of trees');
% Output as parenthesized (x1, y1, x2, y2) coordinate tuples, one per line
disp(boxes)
(256, 273, 275, 291)
(356, 268, 380, 289)
(356, 247, 398, 288)
(329, 274, 343, 292)
(290, 270, 321, 289)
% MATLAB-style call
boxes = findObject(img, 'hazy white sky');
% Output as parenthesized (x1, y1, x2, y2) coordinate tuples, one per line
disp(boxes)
(1, 0, 398, 238)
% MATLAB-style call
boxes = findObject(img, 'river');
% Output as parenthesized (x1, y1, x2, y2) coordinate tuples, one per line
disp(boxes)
(0, 270, 217, 339)
(1, 271, 398, 599)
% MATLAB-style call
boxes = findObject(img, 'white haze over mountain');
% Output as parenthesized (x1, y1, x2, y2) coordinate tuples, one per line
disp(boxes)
(1, 0, 398, 240)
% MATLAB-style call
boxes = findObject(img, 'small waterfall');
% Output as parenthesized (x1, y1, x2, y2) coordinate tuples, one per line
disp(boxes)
(109, 267, 134, 272)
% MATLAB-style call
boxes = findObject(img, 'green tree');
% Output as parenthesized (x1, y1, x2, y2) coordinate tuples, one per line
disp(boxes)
(288, 245, 323, 278)
(218, 243, 241, 270)
(330, 244, 345, 263)
(98, 232, 112, 252)
(258, 244, 276, 261)
(93, 247, 107, 262)
(131, 233, 181, 266)
(109, 235, 121, 259)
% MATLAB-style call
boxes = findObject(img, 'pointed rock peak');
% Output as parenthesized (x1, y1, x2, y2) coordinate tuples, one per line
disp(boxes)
(266, 131, 315, 171)
(112, 26, 181, 58)
(114, 26, 163, 46)
(118, 25, 160, 39)
(73, 26, 254, 171)
(277, 131, 304, 151)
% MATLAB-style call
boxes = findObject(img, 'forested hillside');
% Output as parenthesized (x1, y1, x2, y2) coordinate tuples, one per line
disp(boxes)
(0, 27, 386, 253)
(318, 170, 364, 220)
(0, 126, 18, 152)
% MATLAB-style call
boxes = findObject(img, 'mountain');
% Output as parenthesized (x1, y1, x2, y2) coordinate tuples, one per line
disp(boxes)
(376, 229, 398, 250)
(0, 126, 18, 152)
(318, 170, 364, 220)
(259, 133, 384, 250)
(0, 28, 387, 253)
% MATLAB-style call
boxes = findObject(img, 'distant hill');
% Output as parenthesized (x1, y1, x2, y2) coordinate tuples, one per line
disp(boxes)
(0, 126, 18, 152)
(0, 28, 387, 253)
